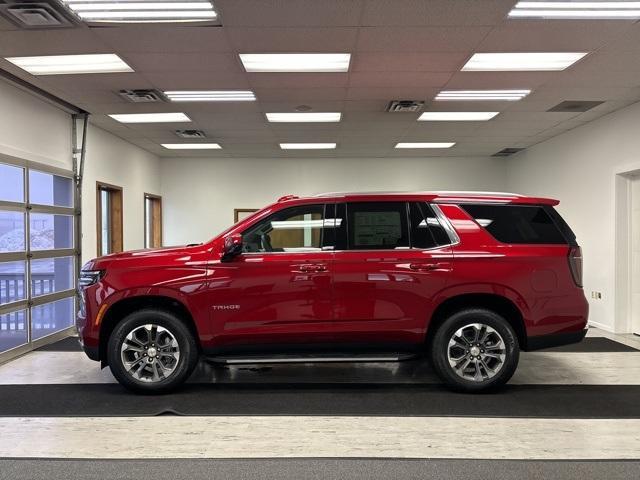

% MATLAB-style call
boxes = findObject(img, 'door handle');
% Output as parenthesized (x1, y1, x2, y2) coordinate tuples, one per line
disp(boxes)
(298, 264, 328, 273)
(409, 262, 441, 271)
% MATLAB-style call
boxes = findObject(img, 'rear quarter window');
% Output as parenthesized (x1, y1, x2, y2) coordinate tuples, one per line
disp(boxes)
(460, 204, 567, 245)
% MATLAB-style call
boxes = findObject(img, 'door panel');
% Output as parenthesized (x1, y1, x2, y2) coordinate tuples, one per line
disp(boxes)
(331, 201, 453, 345)
(207, 202, 335, 348)
(332, 248, 452, 345)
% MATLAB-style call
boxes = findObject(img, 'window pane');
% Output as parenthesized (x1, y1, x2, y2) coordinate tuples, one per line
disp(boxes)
(0, 261, 26, 305)
(29, 170, 74, 207)
(29, 213, 74, 251)
(410, 203, 451, 248)
(30, 256, 74, 297)
(0, 163, 24, 203)
(100, 189, 110, 255)
(347, 202, 409, 250)
(32, 297, 75, 341)
(0, 309, 27, 353)
(242, 205, 324, 253)
(0, 211, 25, 253)
(461, 205, 567, 245)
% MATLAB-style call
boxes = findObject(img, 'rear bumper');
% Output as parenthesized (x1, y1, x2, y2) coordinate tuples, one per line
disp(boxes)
(525, 328, 588, 351)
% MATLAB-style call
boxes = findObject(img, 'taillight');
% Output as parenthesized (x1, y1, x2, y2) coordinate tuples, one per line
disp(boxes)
(568, 246, 583, 287)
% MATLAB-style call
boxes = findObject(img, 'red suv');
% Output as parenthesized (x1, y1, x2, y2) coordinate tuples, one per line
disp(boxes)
(77, 191, 588, 393)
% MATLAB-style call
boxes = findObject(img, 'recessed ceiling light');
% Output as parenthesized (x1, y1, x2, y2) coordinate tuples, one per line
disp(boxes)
(109, 113, 191, 123)
(62, 1, 218, 23)
(418, 112, 499, 121)
(164, 90, 256, 102)
(395, 142, 455, 149)
(280, 143, 337, 150)
(162, 143, 221, 149)
(509, 1, 640, 19)
(4, 54, 132, 75)
(266, 112, 342, 123)
(239, 53, 351, 73)
(462, 52, 587, 71)
(435, 90, 531, 101)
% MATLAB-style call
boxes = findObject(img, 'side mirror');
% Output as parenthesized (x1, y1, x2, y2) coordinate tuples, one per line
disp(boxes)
(221, 233, 243, 262)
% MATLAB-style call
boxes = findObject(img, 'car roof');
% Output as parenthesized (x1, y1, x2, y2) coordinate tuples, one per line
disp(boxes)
(276, 191, 560, 206)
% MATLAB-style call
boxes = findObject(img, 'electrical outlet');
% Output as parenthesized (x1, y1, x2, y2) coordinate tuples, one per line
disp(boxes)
(591, 291, 602, 299)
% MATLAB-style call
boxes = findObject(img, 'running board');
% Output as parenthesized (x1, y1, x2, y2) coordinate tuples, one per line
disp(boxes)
(205, 352, 417, 365)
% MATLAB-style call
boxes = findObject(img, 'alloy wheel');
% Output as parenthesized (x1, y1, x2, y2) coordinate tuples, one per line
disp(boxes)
(120, 324, 180, 383)
(447, 323, 506, 382)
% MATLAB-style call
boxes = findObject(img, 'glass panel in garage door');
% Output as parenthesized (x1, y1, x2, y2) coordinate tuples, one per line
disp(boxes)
(0, 260, 26, 305)
(31, 297, 74, 341)
(30, 257, 74, 298)
(29, 213, 74, 251)
(0, 163, 24, 203)
(28, 170, 74, 208)
(0, 211, 25, 253)
(0, 309, 27, 353)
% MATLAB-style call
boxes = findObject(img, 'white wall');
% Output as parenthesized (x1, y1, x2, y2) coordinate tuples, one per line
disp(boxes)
(0, 78, 161, 264)
(507, 100, 640, 333)
(160, 155, 507, 245)
(81, 126, 161, 262)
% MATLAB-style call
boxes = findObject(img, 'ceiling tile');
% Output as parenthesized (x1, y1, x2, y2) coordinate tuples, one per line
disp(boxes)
(0, 29, 113, 56)
(356, 26, 492, 52)
(352, 52, 468, 72)
(216, 0, 365, 27)
(226, 27, 358, 52)
(247, 73, 349, 88)
(349, 72, 453, 88)
(360, 0, 515, 26)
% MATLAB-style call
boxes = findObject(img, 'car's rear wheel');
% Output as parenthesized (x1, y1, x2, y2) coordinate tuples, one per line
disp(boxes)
(107, 309, 198, 394)
(430, 308, 519, 392)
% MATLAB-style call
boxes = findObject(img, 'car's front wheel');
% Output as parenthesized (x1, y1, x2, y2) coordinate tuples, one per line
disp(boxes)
(430, 308, 520, 392)
(107, 309, 198, 394)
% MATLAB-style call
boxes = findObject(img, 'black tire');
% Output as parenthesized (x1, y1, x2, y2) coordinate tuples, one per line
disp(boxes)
(107, 309, 199, 394)
(430, 308, 519, 393)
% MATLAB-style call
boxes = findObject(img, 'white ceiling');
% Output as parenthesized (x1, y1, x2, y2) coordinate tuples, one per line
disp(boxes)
(0, 0, 639, 158)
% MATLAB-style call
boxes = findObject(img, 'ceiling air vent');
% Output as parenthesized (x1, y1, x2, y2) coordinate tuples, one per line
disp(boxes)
(547, 100, 604, 113)
(118, 89, 166, 103)
(0, 2, 77, 28)
(175, 130, 207, 139)
(492, 147, 525, 157)
(387, 100, 425, 113)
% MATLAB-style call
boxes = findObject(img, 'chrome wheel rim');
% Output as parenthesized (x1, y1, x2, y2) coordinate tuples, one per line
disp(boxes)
(447, 323, 506, 382)
(120, 324, 180, 383)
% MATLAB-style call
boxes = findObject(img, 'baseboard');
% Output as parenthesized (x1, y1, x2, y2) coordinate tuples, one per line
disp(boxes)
(588, 320, 617, 333)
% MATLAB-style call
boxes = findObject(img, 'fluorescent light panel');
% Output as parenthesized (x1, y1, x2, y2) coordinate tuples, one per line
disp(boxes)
(509, 1, 640, 18)
(435, 90, 531, 101)
(418, 112, 499, 121)
(62, 0, 217, 22)
(240, 53, 351, 72)
(462, 52, 587, 71)
(162, 143, 221, 149)
(280, 143, 337, 150)
(5, 54, 132, 75)
(395, 142, 455, 149)
(165, 90, 256, 102)
(266, 112, 342, 123)
(109, 113, 191, 123)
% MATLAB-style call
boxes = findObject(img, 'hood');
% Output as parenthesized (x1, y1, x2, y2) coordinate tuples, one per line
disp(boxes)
(84, 244, 213, 271)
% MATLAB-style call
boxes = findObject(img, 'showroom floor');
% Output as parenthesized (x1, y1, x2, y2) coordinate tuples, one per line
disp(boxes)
(0, 328, 638, 479)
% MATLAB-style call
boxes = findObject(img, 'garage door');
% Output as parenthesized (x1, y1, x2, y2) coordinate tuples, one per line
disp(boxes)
(0, 158, 77, 357)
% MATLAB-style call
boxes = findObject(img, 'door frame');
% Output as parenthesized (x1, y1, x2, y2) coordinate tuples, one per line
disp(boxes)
(614, 163, 640, 334)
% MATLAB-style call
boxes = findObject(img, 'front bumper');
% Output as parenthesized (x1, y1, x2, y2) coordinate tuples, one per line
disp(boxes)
(525, 328, 588, 351)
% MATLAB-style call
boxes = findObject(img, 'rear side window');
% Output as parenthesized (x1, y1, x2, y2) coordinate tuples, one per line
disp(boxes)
(347, 202, 409, 250)
(461, 204, 567, 245)
(409, 202, 451, 248)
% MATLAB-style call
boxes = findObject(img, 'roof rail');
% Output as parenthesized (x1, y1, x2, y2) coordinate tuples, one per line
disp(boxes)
(277, 194, 299, 202)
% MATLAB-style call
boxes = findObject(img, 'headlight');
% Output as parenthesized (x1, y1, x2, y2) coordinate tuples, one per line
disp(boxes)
(78, 270, 104, 288)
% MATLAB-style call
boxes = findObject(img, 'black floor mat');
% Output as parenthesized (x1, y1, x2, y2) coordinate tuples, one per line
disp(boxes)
(35, 336, 81, 352)
(36, 335, 637, 353)
(0, 383, 638, 418)
(538, 336, 637, 352)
